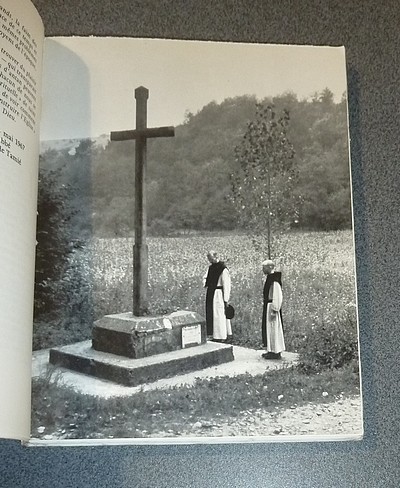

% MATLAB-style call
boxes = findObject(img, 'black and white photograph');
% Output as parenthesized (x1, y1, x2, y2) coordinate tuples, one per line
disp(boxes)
(30, 38, 362, 444)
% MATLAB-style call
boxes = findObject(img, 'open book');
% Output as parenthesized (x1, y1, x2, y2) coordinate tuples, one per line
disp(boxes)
(1, 0, 363, 445)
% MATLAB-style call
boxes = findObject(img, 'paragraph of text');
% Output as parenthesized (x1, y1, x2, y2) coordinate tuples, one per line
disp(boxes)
(0, 5, 39, 133)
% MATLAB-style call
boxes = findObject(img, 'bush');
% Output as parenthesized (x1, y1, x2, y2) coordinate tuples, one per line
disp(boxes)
(296, 303, 358, 374)
(33, 243, 94, 350)
(34, 163, 74, 319)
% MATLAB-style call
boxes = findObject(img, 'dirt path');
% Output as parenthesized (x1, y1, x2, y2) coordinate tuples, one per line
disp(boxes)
(150, 395, 363, 439)
(32, 346, 362, 442)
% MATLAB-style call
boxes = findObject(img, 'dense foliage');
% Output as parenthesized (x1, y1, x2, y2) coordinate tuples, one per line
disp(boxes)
(34, 155, 74, 319)
(33, 144, 95, 347)
(38, 89, 352, 240)
(295, 302, 359, 374)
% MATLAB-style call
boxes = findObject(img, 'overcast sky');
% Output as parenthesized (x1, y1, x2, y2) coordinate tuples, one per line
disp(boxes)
(40, 38, 347, 141)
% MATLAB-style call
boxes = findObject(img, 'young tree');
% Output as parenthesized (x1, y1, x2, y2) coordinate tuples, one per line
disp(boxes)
(231, 103, 297, 258)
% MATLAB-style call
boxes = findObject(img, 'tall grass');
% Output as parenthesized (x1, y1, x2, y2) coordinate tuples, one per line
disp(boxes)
(33, 230, 358, 356)
(63, 230, 357, 352)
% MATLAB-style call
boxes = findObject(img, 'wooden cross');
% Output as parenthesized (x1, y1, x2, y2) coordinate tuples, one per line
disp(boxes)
(110, 86, 175, 316)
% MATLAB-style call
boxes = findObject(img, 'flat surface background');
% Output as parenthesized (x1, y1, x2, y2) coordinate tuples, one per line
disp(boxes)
(1, 1, 399, 486)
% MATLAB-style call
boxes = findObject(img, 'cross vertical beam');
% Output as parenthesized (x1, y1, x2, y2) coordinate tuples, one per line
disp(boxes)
(133, 86, 148, 315)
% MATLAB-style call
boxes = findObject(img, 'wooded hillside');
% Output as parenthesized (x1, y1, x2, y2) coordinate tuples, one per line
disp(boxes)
(39, 88, 352, 239)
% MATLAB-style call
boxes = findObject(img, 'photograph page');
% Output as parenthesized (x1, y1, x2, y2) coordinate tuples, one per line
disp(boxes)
(30, 38, 362, 445)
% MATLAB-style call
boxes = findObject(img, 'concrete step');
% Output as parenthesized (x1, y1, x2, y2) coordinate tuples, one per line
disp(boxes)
(32, 345, 298, 398)
(49, 340, 234, 387)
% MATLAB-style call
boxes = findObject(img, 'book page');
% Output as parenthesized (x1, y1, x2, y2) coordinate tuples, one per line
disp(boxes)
(31, 38, 362, 445)
(0, 0, 43, 440)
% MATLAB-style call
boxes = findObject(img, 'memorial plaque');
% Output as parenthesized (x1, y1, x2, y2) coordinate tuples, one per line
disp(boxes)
(182, 324, 202, 348)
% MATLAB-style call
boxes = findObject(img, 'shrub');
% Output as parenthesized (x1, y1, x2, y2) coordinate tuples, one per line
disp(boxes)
(296, 302, 359, 374)
(33, 243, 94, 350)
(34, 163, 75, 319)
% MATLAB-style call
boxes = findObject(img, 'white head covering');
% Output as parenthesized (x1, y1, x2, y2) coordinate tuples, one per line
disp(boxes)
(262, 259, 275, 267)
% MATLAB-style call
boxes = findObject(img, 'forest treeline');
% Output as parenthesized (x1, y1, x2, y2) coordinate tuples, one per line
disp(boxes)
(39, 88, 352, 239)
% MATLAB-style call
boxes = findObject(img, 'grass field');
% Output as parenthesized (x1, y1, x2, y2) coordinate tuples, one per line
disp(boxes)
(69, 229, 358, 352)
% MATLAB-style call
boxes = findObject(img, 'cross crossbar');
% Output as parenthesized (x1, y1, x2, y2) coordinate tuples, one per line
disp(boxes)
(111, 126, 175, 141)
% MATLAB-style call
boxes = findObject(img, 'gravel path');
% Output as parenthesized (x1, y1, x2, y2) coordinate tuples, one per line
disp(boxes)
(150, 395, 363, 439)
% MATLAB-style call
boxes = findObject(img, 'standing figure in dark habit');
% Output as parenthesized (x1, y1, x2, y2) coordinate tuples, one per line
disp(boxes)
(261, 259, 285, 359)
(203, 251, 232, 342)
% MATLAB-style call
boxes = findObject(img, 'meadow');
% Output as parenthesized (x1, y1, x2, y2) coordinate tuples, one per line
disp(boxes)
(64, 230, 358, 354)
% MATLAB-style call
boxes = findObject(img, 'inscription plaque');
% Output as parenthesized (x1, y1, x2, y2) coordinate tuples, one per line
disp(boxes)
(182, 324, 202, 348)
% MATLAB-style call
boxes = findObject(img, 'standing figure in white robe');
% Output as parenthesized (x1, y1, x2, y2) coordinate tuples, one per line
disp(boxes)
(261, 259, 285, 359)
(203, 251, 232, 341)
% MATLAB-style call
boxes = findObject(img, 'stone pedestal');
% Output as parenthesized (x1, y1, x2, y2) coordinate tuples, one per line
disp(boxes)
(92, 310, 206, 359)
(49, 310, 234, 387)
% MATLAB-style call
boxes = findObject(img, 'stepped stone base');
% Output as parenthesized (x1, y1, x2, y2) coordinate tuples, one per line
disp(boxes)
(49, 340, 234, 387)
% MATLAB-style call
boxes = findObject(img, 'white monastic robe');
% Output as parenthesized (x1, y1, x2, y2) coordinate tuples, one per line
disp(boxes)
(203, 267, 232, 340)
(263, 279, 285, 353)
